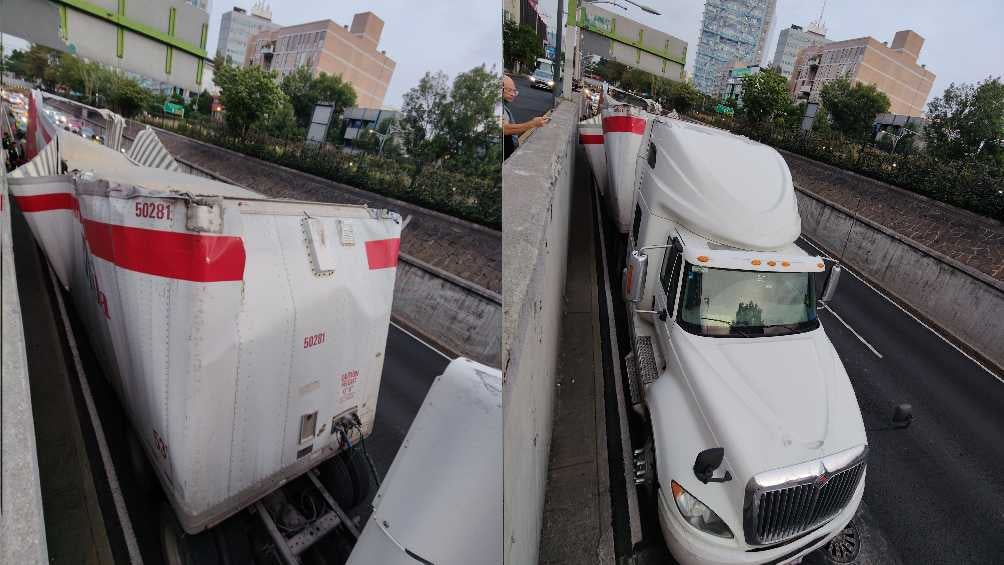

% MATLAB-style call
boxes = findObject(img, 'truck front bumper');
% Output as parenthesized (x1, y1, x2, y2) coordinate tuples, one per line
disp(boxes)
(658, 480, 863, 565)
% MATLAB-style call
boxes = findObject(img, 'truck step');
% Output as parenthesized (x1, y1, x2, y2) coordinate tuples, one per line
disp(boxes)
(636, 336, 659, 386)
(625, 352, 641, 406)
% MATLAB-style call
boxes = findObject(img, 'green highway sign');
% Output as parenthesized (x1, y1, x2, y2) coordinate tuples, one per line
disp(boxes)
(164, 101, 185, 117)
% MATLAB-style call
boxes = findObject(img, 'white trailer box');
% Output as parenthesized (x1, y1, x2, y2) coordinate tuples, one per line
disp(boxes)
(578, 116, 607, 195)
(601, 104, 648, 233)
(10, 94, 403, 533)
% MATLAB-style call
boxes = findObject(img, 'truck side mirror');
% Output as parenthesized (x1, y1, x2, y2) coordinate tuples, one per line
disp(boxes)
(820, 264, 842, 302)
(694, 447, 732, 484)
(623, 250, 648, 303)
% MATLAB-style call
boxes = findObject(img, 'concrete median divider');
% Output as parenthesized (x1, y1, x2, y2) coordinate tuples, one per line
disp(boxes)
(503, 95, 580, 565)
(797, 188, 1004, 373)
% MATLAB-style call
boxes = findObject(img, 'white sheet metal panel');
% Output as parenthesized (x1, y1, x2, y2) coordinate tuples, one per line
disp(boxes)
(578, 116, 607, 196)
(347, 358, 502, 565)
(126, 128, 181, 171)
(641, 118, 800, 251)
(602, 104, 648, 232)
(9, 113, 403, 533)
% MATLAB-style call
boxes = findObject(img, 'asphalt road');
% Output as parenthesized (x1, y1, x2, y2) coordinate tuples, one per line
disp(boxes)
(506, 76, 556, 125)
(11, 207, 451, 564)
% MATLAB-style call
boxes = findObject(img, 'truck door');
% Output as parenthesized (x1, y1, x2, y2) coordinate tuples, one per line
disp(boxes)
(653, 237, 684, 367)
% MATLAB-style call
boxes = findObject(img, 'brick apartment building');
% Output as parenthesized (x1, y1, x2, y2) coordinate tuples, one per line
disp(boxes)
(789, 29, 935, 116)
(246, 12, 396, 108)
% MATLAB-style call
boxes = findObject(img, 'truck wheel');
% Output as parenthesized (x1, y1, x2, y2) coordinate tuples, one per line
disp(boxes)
(319, 449, 371, 510)
(160, 504, 221, 565)
(823, 519, 861, 564)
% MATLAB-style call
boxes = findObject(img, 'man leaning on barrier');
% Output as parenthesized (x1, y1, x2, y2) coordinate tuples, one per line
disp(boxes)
(501, 74, 549, 160)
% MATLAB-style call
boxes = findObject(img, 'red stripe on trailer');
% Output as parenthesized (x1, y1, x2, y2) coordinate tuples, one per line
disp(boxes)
(580, 134, 604, 144)
(82, 219, 246, 282)
(603, 115, 646, 135)
(15, 193, 79, 213)
(365, 238, 400, 270)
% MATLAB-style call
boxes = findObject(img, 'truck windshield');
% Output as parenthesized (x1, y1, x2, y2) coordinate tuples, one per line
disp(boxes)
(676, 264, 819, 338)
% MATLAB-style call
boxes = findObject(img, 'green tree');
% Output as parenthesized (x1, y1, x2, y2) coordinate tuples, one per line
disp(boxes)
(190, 90, 213, 115)
(438, 65, 502, 180)
(280, 67, 357, 128)
(925, 77, 1004, 165)
(502, 16, 543, 73)
(818, 76, 890, 141)
(8, 45, 54, 84)
(665, 80, 701, 114)
(739, 68, 792, 123)
(213, 61, 287, 139)
(591, 58, 628, 85)
(109, 77, 151, 118)
(399, 70, 449, 181)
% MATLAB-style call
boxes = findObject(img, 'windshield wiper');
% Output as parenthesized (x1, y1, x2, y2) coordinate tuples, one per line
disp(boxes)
(700, 317, 754, 338)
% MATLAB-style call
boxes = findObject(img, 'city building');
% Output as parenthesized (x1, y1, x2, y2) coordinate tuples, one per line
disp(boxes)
(575, 2, 687, 82)
(789, 30, 936, 116)
(771, 23, 830, 79)
(693, 0, 778, 96)
(340, 106, 401, 147)
(217, 3, 280, 66)
(246, 12, 396, 108)
(503, 0, 520, 23)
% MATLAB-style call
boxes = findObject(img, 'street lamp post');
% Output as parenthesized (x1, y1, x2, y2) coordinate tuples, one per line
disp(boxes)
(368, 124, 401, 157)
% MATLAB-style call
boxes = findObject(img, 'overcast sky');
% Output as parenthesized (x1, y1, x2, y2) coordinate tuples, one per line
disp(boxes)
(537, 0, 1004, 112)
(2, 0, 501, 108)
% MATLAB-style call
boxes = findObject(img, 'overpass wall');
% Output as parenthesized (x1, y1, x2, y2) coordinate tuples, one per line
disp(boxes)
(797, 188, 1004, 372)
(502, 96, 580, 564)
(0, 145, 49, 563)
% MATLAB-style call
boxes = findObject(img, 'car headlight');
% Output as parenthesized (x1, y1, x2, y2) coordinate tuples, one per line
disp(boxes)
(671, 481, 733, 538)
(548, 80, 555, 87)
(529, 76, 536, 82)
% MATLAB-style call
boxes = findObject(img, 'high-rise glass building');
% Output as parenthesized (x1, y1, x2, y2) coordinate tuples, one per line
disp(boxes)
(217, 2, 281, 65)
(692, 0, 777, 96)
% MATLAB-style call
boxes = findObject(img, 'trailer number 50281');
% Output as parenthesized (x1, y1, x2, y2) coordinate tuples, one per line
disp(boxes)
(304, 333, 326, 349)
(135, 201, 173, 220)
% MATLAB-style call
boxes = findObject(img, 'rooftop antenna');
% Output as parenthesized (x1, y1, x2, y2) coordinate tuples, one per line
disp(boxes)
(808, 0, 828, 36)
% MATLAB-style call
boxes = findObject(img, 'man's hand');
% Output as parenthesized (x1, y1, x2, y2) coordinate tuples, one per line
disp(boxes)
(531, 116, 550, 128)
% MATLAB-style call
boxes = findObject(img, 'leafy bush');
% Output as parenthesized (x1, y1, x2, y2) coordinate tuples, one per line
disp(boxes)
(140, 115, 501, 228)
(688, 114, 1003, 221)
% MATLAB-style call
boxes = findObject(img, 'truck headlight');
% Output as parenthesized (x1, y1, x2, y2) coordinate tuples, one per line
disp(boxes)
(671, 481, 733, 539)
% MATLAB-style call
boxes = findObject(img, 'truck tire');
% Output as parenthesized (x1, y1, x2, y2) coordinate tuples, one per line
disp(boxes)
(823, 519, 861, 564)
(319, 448, 371, 510)
(160, 504, 221, 565)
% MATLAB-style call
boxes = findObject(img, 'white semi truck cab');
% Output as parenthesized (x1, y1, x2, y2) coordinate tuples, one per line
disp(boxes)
(618, 117, 868, 564)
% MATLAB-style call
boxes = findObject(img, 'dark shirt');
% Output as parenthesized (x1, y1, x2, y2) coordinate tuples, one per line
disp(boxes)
(503, 104, 518, 160)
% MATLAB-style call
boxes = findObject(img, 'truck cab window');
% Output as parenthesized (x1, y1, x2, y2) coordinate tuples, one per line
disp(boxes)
(660, 245, 683, 317)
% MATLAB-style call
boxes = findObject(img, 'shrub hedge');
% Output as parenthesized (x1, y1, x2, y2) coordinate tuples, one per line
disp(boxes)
(141, 115, 502, 229)
(688, 112, 1004, 222)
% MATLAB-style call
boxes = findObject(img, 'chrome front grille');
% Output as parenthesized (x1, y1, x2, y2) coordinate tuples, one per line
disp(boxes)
(744, 446, 867, 547)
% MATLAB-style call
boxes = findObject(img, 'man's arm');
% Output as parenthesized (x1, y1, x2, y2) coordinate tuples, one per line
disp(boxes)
(503, 115, 549, 136)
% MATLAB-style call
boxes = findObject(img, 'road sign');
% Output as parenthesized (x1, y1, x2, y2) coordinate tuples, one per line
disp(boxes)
(163, 101, 185, 117)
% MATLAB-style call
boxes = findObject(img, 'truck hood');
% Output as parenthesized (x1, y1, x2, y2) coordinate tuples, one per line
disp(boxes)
(674, 326, 866, 478)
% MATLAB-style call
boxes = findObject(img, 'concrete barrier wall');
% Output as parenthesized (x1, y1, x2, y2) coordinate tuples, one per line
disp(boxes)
(392, 255, 501, 367)
(1, 145, 49, 563)
(797, 188, 1004, 371)
(503, 96, 580, 565)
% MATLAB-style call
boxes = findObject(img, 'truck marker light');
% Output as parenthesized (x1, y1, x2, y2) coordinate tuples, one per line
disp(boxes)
(697, 255, 709, 263)
(671, 481, 684, 498)
(767, 260, 777, 267)
(751, 259, 761, 266)
(625, 264, 635, 292)
(817, 262, 825, 269)
(781, 261, 790, 267)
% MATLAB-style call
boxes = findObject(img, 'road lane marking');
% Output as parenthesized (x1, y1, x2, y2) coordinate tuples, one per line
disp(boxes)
(798, 236, 1002, 383)
(390, 321, 452, 361)
(47, 265, 144, 565)
(819, 302, 883, 359)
